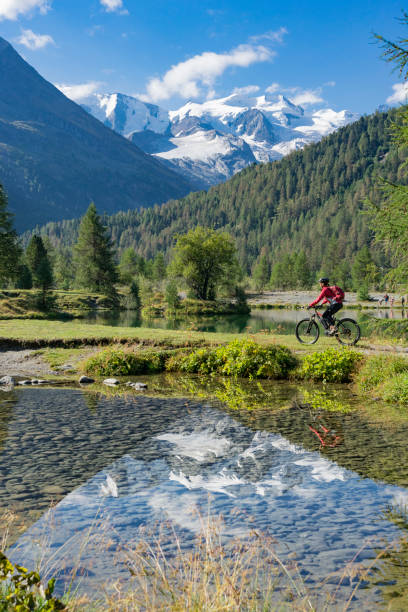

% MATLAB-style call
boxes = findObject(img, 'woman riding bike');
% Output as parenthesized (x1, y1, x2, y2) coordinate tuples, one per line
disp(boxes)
(308, 278, 344, 335)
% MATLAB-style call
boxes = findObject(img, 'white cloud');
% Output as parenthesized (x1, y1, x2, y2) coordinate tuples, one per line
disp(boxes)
(266, 82, 325, 107)
(142, 44, 273, 103)
(386, 82, 408, 105)
(16, 29, 55, 50)
(291, 89, 324, 106)
(100, 0, 128, 15)
(250, 27, 288, 44)
(0, 0, 51, 20)
(55, 81, 104, 102)
(232, 85, 260, 95)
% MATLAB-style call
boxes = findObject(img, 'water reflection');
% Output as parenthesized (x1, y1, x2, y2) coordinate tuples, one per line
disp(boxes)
(82, 307, 408, 335)
(3, 383, 408, 608)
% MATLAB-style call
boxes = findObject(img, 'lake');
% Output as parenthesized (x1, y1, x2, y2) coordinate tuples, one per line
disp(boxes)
(2, 378, 408, 609)
(82, 306, 408, 335)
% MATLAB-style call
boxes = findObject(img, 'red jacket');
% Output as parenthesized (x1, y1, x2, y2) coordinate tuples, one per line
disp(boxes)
(309, 286, 343, 307)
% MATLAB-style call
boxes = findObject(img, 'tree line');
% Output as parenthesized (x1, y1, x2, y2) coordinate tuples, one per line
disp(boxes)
(23, 106, 406, 288)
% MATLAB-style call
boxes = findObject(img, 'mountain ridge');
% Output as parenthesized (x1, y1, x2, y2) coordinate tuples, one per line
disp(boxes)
(81, 89, 358, 188)
(0, 37, 193, 231)
(26, 108, 403, 279)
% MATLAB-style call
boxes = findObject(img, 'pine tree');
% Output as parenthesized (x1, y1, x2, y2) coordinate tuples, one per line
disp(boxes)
(0, 183, 21, 286)
(119, 248, 139, 284)
(252, 254, 270, 292)
(54, 247, 74, 290)
(351, 246, 378, 290)
(73, 203, 118, 296)
(25, 235, 53, 307)
(152, 253, 167, 282)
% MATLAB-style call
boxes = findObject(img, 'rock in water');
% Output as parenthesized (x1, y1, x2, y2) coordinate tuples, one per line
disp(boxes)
(134, 382, 148, 390)
(103, 378, 119, 385)
(0, 375, 15, 386)
(79, 375, 95, 384)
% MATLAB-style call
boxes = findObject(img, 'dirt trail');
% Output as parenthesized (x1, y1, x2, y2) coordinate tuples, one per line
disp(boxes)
(0, 350, 56, 378)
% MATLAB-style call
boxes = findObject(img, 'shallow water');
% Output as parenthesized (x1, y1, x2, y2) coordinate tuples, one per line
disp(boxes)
(2, 381, 408, 608)
(83, 307, 408, 335)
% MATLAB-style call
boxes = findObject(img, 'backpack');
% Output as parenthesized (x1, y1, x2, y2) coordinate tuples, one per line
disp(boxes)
(331, 285, 345, 301)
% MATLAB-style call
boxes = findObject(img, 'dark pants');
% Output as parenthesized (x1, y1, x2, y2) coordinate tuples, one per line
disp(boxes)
(322, 302, 342, 328)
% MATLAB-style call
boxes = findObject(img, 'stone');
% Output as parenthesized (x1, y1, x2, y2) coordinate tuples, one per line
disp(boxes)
(134, 382, 148, 390)
(79, 375, 95, 384)
(103, 378, 119, 385)
(18, 380, 32, 385)
(0, 375, 15, 386)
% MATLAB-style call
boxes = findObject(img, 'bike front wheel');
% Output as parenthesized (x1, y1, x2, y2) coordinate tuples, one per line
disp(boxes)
(336, 318, 361, 346)
(295, 319, 320, 344)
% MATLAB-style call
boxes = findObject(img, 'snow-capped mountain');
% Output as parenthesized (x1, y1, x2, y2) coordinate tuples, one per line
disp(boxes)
(82, 91, 358, 189)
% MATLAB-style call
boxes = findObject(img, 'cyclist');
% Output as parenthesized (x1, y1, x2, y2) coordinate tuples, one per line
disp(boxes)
(308, 278, 344, 335)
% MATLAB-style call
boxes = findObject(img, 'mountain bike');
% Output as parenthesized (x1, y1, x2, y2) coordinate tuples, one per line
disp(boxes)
(295, 307, 361, 346)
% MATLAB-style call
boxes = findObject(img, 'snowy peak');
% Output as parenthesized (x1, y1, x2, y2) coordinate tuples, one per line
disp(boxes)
(82, 92, 170, 137)
(82, 88, 358, 189)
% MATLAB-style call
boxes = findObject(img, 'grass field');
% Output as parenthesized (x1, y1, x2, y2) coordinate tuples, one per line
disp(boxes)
(0, 318, 352, 353)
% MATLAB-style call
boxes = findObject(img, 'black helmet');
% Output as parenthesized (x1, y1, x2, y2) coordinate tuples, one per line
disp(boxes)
(319, 277, 329, 285)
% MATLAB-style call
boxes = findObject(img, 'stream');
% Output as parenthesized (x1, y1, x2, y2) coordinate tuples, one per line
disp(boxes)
(2, 379, 408, 608)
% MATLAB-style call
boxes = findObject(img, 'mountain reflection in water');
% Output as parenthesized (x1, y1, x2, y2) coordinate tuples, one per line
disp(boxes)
(2, 384, 408, 608)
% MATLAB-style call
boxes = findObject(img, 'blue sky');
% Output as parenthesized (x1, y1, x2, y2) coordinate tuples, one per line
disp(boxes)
(0, 0, 406, 113)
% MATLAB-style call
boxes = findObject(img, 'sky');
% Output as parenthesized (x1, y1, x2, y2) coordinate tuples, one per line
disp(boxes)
(0, 0, 407, 114)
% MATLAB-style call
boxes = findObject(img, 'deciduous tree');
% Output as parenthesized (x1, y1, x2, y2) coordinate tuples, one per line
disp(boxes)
(170, 227, 239, 300)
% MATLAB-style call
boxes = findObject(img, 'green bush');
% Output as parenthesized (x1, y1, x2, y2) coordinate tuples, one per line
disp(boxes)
(166, 339, 298, 379)
(355, 354, 408, 393)
(0, 552, 65, 611)
(299, 348, 362, 383)
(82, 347, 167, 376)
(381, 373, 408, 405)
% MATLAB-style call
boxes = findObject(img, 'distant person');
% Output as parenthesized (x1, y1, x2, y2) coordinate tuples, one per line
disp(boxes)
(384, 293, 389, 304)
(402, 296, 405, 308)
(390, 296, 394, 308)
(308, 278, 344, 335)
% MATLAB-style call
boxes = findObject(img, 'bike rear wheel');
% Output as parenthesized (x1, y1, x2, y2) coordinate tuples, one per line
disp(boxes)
(295, 318, 320, 344)
(336, 318, 361, 346)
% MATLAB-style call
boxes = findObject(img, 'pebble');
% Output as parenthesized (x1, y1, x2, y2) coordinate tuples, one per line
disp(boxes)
(134, 382, 148, 390)
(79, 375, 95, 384)
(103, 378, 119, 385)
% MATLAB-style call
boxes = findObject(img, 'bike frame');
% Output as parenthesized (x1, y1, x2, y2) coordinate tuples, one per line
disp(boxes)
(307, 307, 332, 330)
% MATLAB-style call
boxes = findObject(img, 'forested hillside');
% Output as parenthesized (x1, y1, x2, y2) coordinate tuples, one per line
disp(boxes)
(28, 108, 405, 277)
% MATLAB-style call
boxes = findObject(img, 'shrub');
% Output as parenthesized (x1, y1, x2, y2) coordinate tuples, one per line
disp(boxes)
(166, 339, 298, 379)
(299, 348, 362, 383)
(0, 552, 65, 611)
(381, 373, 408, 405)
(82, 347, 167, 376)
(355, 354, 408, 393)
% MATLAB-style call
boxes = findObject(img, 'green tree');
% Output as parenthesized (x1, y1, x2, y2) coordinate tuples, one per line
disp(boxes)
(293, 251, 312, 288)
(126, 280, 141, 310)
(152, 253, 167, 282)
(54, 247, 74, 290)
(119, 248, 140, 284)
(169, 227, 239, 300)
(252, 254, 270, 292)
(368, 16, 408, 284)
(351, 246, 379, 291)
(0, 184, 21, 286)
(25, 235, 53, 307)
(165, 280, 179, 309)
(73, 203, 118, 297)
(15, 262, 32, 289)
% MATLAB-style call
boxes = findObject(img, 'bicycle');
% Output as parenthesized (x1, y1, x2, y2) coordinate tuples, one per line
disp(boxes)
(295, 307, 361, 346)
